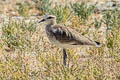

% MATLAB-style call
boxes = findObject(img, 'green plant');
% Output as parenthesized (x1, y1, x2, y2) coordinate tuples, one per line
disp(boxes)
(1, 19, 37, 50)
(103, 9, 120, 30)
(103, 9, 120, 61)
(48, 5, 71, 24)
(17, 1, 30, 17)
(35, 0, 72, 24)
(35, 0, 51, 14)
(71, 2, 96, 23)
(94, 18, 102, 29)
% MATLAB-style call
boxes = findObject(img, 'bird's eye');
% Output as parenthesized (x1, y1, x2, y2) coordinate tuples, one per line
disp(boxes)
(47, 17, 53, 19)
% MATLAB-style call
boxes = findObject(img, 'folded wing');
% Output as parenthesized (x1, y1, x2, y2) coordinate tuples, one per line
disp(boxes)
(51, 25, 99, 47)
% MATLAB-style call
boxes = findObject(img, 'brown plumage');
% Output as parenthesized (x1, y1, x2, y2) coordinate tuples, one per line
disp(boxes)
(51, 25, 96, 45)
(45, 23, 100, 48)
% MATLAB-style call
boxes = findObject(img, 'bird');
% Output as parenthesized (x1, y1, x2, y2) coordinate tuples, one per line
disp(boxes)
(38, 14, 101, 66)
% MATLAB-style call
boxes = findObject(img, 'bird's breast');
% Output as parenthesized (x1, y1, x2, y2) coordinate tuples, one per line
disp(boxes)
(46, 30, 59, 43)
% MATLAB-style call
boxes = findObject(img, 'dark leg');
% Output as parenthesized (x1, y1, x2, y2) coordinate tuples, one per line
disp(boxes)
(63, 48, 67, 66)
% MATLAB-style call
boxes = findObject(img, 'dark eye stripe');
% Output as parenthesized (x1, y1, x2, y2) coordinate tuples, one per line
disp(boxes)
(47, 17, 53, 19)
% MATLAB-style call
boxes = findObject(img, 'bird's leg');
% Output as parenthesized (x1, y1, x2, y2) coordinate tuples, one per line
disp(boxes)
(63, 48, 67, 66)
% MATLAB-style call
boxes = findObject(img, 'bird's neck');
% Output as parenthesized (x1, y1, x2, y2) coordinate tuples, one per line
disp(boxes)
(46, 24, 53, 31)
(46, 24, 52, 28)
(48, 20, 56, 25)
(46, 20, 56, 30)
(46, 22, 56, 29)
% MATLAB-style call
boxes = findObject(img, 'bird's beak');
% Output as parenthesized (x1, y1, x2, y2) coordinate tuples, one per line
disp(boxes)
(38, 19, 45, 23)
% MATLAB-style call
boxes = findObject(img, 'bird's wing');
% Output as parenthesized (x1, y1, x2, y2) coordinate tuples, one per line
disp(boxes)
(51, 25, 97, 46)
(51, 25, 75, 44)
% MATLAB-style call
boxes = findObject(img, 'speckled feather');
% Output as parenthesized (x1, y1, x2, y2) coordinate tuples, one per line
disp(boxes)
(47, 24, 97, 46)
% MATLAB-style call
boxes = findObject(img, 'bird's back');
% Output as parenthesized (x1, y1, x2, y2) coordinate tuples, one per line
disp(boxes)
(46, 24, 100, 48)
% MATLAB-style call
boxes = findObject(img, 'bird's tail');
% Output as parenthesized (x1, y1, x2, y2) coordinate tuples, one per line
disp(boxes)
(95, 41, 101, 48)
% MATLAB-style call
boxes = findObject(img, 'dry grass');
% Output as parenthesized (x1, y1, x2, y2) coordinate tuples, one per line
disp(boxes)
(0, 0, 120, 80)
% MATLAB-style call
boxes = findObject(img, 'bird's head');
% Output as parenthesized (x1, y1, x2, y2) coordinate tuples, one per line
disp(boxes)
(39, 15, 56, 25)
